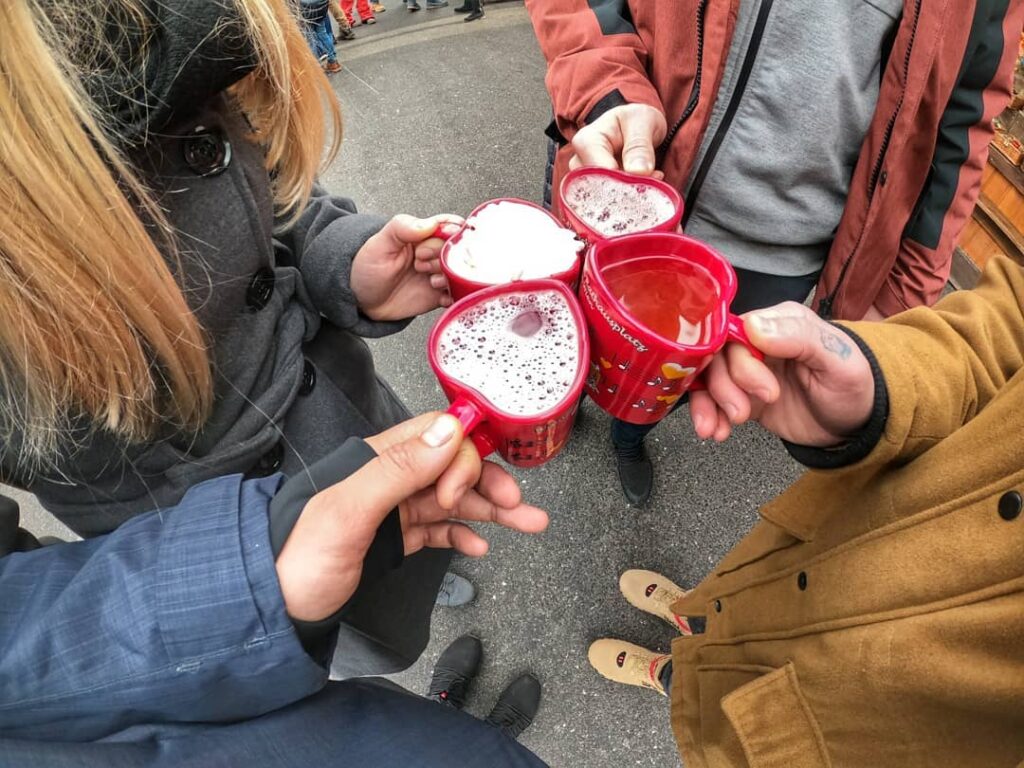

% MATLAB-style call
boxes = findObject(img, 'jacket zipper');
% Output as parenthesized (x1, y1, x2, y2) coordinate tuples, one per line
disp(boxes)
(682, 0, 775, 227)
(817, 0, 922, 319)
(658, 0, 709, 156)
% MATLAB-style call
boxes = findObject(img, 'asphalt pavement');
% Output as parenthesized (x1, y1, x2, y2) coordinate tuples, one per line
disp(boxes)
(8, 6, 804, 766)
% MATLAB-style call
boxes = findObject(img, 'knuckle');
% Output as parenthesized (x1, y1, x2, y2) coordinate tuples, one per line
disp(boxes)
(380, 440, 420, 478)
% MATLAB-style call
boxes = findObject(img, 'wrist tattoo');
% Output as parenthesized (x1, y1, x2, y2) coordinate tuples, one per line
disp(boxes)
(820, 330, 852, 360)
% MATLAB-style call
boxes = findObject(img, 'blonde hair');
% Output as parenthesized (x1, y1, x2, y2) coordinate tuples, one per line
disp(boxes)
(0, 0, 341, 466)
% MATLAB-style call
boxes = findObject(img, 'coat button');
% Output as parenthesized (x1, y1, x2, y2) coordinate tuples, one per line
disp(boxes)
(252, 442, 284, 477)
(182, 127, 232, 177)
(797, 571, 808, 591)
(714, 599, 722, 613)
(246, 267, 276, 311)
(998, 491, 1022, 521)
(879, 170, 888, 187)
(299, 359, 317, 396)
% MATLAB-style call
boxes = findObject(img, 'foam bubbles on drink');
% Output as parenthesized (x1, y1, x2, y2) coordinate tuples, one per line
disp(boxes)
(447, 201, 583, 284)
(438, 290, 578, 416)
(564, 175, 676, 237)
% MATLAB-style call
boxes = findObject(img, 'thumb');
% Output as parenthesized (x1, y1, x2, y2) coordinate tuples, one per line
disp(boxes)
(620, 110, 661, 176)
(337, 414, 465, 519)
(743, 303, 834, 371)
(384, 214, 461, 246)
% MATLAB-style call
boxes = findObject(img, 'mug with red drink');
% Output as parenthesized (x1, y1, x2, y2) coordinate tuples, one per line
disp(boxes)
(579, 232, 760, 425)
(428, 279, 590, 467)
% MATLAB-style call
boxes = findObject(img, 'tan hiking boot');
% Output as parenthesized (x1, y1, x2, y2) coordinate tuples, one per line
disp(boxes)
(588, 639, 670, 696)
(620, 569, 692, 635)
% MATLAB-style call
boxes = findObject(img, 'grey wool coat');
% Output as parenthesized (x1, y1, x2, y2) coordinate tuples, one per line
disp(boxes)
(0, 94, 450, 677)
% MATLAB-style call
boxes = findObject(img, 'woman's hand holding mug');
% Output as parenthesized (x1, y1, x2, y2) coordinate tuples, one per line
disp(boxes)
(351, 214, 464, 320)
(689, 302, 876, 447)
(275, 412, 549, 623)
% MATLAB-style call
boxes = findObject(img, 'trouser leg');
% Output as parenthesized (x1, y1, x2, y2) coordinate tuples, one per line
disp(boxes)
(0, 681, 548, 768)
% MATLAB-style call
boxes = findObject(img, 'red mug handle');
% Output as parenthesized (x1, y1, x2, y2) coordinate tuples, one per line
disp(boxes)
(447, 396, 496, 458)
(689, 313, 765, 392)
(725, 313, 765, 362)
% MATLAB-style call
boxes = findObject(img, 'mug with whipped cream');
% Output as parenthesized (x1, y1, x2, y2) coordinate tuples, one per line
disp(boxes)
(441, 199, 586, 301)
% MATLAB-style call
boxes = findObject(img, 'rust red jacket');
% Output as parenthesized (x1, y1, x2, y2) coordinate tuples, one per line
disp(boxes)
(527, 0, 1024, 319)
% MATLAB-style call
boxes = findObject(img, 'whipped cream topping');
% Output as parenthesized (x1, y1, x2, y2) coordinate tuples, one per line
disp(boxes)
(446, 201, 583, 284)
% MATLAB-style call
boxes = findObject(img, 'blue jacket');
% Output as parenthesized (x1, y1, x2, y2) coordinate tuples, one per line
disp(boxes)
(0, 475, 328, 742)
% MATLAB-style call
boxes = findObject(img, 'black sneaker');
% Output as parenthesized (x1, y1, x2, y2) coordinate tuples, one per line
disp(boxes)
(485, 673, 541, 740)
(427, 635, 482, 710)
(615, 440, 653, 506)
(464, 7, 484, 20)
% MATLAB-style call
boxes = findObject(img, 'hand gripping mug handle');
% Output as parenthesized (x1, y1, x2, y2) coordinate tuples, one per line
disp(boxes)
(689, 313, 765, 392)
(447, 396, 497, 458)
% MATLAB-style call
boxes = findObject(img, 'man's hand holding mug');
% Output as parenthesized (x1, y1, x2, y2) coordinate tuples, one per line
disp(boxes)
(689, 302, 876, 447)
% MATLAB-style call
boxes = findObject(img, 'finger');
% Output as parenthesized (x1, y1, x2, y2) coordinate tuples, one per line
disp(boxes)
(414, 243, 442, 262)
(404, 522, 490, 558)
(434, 433, 483, 510)
(336, 413, 465, 518)
(743, 303, 838, 371)
(723, 343, 780, 405)
(705, 351, 753, 424)
(712, 408, 733, 442)
(476, 461, 522, 509)
(453, 490, 550, 533)
(620, 111, 660, 176)
(440, 293, 453, 307)
(386, 214, 462, 248)
(572, 122, 622, 170)
(430, 273, 448, 290)
(689, 390, 719, 440)
(364, 411, 445, 454)
(413, 256, 442, 274)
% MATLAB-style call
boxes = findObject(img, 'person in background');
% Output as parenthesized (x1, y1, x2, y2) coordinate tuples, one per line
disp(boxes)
(407, 0, 448, 11)
(527, 0, 1024, 507)
(300, 0, 342, 72)
(341, 0, 376, 25)
(587, 255, 1024, 766)
(454, 0, 483, 22)
(329, 1, 358, 41)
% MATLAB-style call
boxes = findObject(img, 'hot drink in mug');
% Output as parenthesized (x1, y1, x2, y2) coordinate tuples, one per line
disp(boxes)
(428, 279, 589, 467)
(579, 233, 760, 425)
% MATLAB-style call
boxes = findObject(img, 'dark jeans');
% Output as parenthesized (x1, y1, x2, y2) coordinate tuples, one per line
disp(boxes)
(0, 680, 548, 768)
(659, 661, 674, 695)
(611, 267, 820, 451)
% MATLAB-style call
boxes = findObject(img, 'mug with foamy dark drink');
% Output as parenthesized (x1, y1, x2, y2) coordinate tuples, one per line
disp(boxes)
(558, 167, 683, 242)
(428, 279, 589, 468)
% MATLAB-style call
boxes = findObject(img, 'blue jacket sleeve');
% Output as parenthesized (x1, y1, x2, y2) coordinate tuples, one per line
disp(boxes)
(0, 474, 327, 741)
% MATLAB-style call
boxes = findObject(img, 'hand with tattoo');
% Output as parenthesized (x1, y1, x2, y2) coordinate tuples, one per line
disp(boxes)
(689, 302, 875, 447)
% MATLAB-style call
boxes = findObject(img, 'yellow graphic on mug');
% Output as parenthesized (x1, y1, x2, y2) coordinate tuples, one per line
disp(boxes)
(661, 362, 695, 380)
(657, 394, 681, 405)
(600, 357, 613, 369)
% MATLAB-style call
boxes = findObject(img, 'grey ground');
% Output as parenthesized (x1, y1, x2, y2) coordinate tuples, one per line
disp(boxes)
(7, 6, 803, 766)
